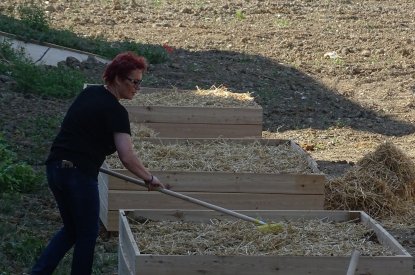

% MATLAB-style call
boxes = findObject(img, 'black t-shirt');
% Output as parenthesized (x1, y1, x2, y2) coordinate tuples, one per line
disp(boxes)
(47, 85, 131, 177)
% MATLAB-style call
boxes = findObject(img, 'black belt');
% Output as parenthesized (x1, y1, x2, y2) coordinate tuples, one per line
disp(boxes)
(59, 160, 76, 168)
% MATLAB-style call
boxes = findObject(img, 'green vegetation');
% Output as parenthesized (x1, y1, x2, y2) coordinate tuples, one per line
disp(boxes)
(235, 10, 246, 20)
(152, 0, 165, 8)
(275, 18, 290, 28)
(0, 134, 42, 193)
(17, 4, 49, 32)
(12, 62, 86, 98)
(0, 4, 169, 64)
(2, 230, 45, 267)
(0, 40, 86, 98)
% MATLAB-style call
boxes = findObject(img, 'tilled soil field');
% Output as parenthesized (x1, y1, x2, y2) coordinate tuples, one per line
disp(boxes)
(0, 0, 414, 273)
(42, 0, 415, 164)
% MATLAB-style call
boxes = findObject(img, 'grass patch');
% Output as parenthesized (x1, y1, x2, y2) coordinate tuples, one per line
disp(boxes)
(0, 39, 86, 98)
(2, 232, 44, 266)
(275, 18, 290, 28)
(0, 134, 42, 193)
(13, 115, 63, 164)
(12, 61, 86, 98)
(17, 4, 49, 32)
(235, 10, 246, 20)
(0, 5, 169, 64)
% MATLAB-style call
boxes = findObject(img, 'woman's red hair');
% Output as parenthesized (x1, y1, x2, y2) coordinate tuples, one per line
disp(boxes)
(103, 52, 148, 84)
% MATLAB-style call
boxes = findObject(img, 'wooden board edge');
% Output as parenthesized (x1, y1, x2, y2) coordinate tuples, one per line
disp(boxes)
(360, 211, 412, 257)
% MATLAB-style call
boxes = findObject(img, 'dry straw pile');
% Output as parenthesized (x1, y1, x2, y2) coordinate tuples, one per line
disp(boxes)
(130, 218, 394, 256)
(325, 142, 415, 218)
(122, 86, 260, 108)
(106, 138, 313, 174)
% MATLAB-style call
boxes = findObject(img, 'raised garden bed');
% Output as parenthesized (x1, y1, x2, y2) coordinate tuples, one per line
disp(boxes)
(85, 85, 263, 138)
(118, 209, 413, 275)
(98, 138, 326, 231)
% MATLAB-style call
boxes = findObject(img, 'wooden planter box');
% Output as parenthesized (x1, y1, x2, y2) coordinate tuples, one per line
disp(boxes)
(98, 138, 326, 231)
(83, 85, 262, 137)
(118, 209, 413, 275)
(125, 86, 263, 138)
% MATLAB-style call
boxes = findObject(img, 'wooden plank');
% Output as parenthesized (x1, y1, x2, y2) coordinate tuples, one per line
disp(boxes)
(106, 210, 120, 231)
(105, 170, 325, 194)
(98, 172, 109, 204)
(125, 209, 356, 223)
(134, 254, 411, 275)
(118, 248, 133, 275)
(107, 191, 324, 210)
(360, 212, 412, 256)
(139, 137, 289, 146)
(138, 87, 194, 94)
(119, 210, 140, 275)
(98, 172, 109, 229)
(98, 194, 109, 229)
(126, 105, 262, 124)
(142, 122, 262, 138)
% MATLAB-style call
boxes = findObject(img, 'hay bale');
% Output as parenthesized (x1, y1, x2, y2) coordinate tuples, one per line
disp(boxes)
(325, 142, 415, 218)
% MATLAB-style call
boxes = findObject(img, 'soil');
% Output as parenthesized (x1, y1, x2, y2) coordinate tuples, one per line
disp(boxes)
(0, 0, 414, 273)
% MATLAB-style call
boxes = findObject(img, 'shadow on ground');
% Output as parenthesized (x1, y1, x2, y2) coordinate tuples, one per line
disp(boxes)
(145, 49, 414, 137)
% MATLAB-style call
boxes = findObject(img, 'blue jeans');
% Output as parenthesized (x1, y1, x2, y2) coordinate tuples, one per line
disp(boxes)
(31, 161, 100, 275)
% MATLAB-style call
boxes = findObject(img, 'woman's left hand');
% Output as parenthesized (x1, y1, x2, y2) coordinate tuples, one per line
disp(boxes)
(146, 175, 171, 191)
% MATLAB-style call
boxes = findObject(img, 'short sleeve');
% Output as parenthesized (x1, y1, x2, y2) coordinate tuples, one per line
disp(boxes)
(107, 105, 131, 135)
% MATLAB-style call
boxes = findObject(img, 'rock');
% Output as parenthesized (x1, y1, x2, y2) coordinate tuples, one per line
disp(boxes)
(180, 7, 193, 14)
(56, 60, 68, 69)
(374, 48, 385, 55)
(152, 22, 171, 27)
(45, 5, 55, 12)
(361, 49, 371, 57)
(324, 51, 339, 59)
(0, 74, 13, 83)
(65, 56, 81, 69)
(169, 63, 181, 69)
(350, 67, 361, 75)
(341, 47, 350, 55)
(401, 48, 411, 57)
(82, 56, 103, 69)
(240, 37, 248, 43)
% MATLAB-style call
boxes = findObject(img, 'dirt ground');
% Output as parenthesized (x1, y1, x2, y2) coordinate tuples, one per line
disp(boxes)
(1, 0, 414, 273)
(42, 0, 415, 164)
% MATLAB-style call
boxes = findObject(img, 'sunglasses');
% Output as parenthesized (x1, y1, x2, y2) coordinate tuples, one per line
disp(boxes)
(126, 77, 143, 86)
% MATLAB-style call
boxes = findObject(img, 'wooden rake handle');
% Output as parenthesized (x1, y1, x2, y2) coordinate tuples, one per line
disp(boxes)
(99, 167, 267, 225)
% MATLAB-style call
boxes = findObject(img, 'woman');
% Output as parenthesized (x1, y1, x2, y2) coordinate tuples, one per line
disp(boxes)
(31, 52, 167, 275)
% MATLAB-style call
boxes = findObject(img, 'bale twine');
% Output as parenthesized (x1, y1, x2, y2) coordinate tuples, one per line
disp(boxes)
(325, 142, 415, 218)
